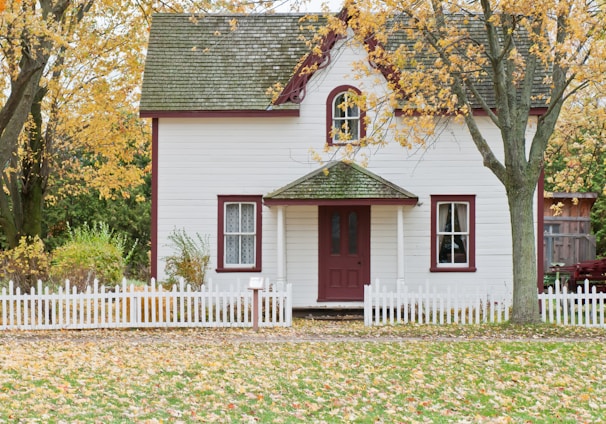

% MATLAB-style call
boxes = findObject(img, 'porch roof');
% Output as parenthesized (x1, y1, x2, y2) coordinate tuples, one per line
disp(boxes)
(263, 161, 418, 206)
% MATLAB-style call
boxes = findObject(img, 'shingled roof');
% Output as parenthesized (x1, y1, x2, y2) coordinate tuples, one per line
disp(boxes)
(140, 12, 551, 114)
(140, 13, 318, 113)
(263, 161, 418, 205)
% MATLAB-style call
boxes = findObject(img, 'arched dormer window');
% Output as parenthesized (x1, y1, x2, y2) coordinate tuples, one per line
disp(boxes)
(326, 85, 366, 145)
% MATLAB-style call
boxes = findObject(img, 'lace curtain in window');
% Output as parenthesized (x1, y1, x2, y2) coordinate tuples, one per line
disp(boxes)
(225, 203, 255, 265)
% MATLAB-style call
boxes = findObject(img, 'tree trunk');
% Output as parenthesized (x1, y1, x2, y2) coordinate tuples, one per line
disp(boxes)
(19, 87, 48, 241)
(0, 1, 73, 248)
(0, 216, 19, 248)
(20, 184, 44, 240)
(507, 183, 541, 324)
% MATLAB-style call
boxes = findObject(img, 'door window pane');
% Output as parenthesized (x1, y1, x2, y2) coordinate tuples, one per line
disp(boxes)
(348, 212, 358, 254)
(331, 213, 341, 254)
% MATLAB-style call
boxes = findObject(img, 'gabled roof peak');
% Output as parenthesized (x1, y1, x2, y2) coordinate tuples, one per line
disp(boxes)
(273, 7, 401, 106)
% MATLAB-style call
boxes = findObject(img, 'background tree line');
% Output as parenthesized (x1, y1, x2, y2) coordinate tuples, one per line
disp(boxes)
(0, 0, 251, 283)
(545, 96, 606, 259)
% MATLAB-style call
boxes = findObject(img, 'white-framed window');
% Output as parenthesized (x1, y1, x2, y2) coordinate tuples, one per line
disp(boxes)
(217, 195, 262, 272)
(326, 85, 366, 145)
(431, 195, 476, 272)
(225, 202, 256, 266)
(332, 91, 360, 143)
(437, 201, 469, 265)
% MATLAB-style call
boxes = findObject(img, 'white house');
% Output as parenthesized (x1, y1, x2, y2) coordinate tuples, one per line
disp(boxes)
(140, 11, 546, 308)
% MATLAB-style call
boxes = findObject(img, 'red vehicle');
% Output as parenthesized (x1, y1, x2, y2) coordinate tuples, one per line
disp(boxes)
(552, 258, 606, 292)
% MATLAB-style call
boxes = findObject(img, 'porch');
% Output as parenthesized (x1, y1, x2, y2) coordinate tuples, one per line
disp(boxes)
(263, 161, 418, 305)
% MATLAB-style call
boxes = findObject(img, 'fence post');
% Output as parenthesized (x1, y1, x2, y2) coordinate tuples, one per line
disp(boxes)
(364, 284, 370, 326)
(585, 281, 592, 326)
(248, 277, 264, 331)
(249, 288, 260, 331)
(286, 283, 293, 326)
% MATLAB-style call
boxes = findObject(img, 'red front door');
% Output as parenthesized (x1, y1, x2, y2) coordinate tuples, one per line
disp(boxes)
(318, 206, 370, 301)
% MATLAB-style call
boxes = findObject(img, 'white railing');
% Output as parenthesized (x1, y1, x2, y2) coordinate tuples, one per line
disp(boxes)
(539, 279, 606, 327)
(0, 278, 292, 330)
(364, 280, 511, 326)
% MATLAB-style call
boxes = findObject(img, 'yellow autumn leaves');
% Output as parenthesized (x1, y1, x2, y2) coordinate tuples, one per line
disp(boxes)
(1, 324, 606, 422)
(547, 98, 606, 195)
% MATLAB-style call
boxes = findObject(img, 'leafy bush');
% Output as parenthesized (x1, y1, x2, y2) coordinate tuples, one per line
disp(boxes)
(50, 222, 135, 291)
(0, 236, 50, 292)
(164, 229, 210, 289)
(44, 182, 151, 281)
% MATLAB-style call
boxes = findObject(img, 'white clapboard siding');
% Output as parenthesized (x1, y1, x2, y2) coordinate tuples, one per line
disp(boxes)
(0, 279, 292, 330)
(364, 280, 511, 326)
(154, 31, 519, 306)
(539, 279, 606, 327)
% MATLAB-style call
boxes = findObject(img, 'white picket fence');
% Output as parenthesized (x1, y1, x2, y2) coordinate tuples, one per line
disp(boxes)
(364, 280, 511, 326)
(0, 278, 292, 330)
(366, 279, 606, 328)
(6, 276, 601, 330)
(538, 279, 606, 327)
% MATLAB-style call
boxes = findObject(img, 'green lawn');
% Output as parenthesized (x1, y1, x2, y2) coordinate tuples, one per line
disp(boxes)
(1, 321, 605, 422)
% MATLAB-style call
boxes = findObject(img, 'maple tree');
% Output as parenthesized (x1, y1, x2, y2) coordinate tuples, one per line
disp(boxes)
(0, 0, 152, 249)
(0, 0, 282, 284)
(545, 91, 606, 257)
(546, 98, 606, 195)
(326, 0, 606, 323)
(0, 0, 286, 252)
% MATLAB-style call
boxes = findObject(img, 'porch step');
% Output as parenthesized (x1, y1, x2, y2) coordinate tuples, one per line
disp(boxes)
(294, 308, 364, 321)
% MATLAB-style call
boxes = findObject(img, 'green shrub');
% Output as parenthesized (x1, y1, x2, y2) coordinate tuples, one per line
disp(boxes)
(0, 236, 50, 292)
(164, 228, 210, 289)
(50, 222, 135, 291)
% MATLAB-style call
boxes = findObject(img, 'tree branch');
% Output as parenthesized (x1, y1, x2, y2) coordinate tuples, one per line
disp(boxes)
(479, 0, 512, 139)
(0, 61, 42, 134)
(419, 1, 506, 182)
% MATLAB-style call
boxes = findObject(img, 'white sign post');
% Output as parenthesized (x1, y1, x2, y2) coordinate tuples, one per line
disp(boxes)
(248, 277, 264, 331)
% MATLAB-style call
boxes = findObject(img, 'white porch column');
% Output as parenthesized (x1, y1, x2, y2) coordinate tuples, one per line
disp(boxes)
(276, 206, 287, 284)
(396, 205, 405, 285)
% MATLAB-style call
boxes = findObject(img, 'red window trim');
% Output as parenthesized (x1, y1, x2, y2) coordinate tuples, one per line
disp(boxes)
(430, 194, 476, 272)
(326, 85, 367, 146)
(216, 195, 262, 273)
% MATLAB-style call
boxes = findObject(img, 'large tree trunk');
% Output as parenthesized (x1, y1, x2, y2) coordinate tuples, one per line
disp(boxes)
(507, 183, 541, 324)
(0, 72, 41, 248)
(20, 172, 45, 241)
(19, 87, 48, 241)
(0, 76, 48, 247)
(0, 1, 72, 247)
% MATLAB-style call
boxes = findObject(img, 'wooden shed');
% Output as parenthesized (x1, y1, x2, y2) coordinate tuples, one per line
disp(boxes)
(543, 192, 598, 272)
